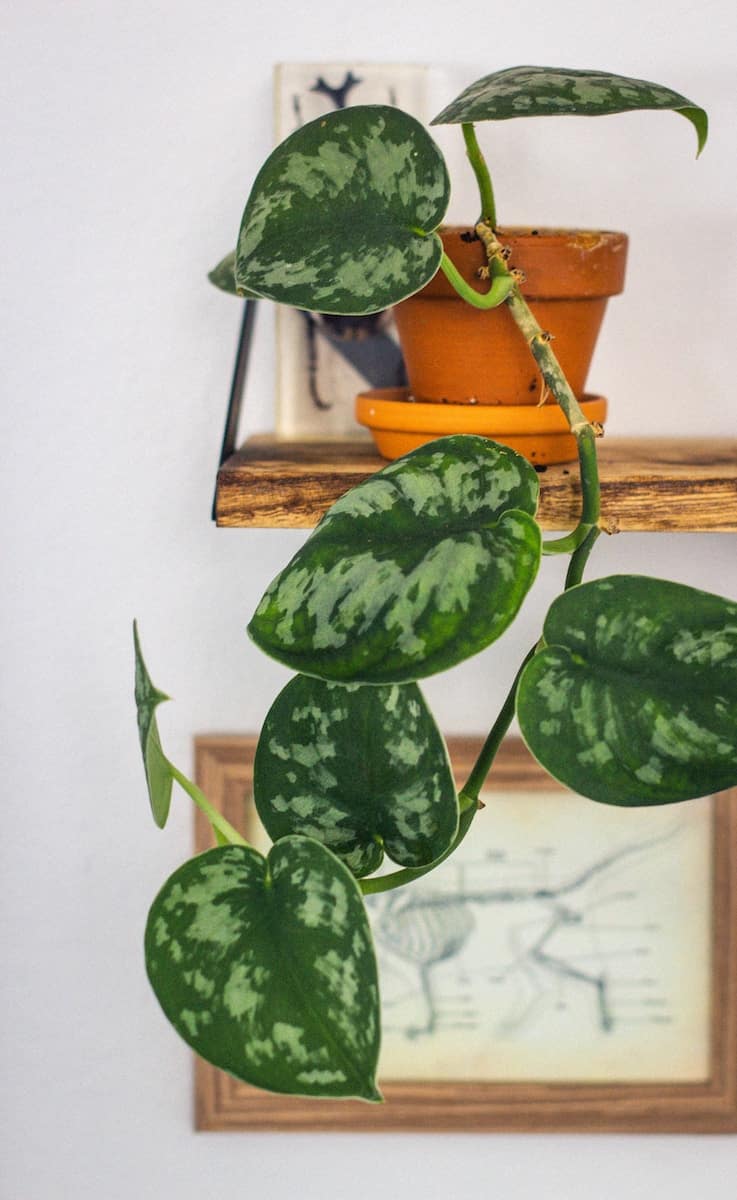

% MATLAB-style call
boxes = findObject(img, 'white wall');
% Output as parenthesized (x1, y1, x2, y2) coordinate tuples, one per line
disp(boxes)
(2, 1, 736, 1196)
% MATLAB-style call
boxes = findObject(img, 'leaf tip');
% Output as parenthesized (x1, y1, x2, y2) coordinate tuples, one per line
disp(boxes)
(208, 250, 242, 296)
(679, 105, 708, 157)
(359, 1079, 384, 1103)
(133, 621, 171, 705)
(152, 803, 169, 831)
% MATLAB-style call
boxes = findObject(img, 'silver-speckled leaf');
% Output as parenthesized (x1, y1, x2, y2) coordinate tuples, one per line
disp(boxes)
(145, 840, 381, 1100)
(235, 105, 449, 314)
(432, 66, 707, 154)
(517, 576, 737, 805)
(208, 250, 261, 298)
(254, 675, 458, 876)
(248, 436, 541, 683)
(133, 621, 172, 828)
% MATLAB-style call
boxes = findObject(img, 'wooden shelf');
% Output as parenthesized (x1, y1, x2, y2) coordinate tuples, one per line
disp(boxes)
(215, 436, 737, 532)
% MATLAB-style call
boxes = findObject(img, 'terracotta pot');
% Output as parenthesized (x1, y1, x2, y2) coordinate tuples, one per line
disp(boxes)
(392, 227, 628, 406)
(356, 388, 607, 466)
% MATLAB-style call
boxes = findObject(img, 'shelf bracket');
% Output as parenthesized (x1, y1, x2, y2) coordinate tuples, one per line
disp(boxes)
(211, 299, 259, 520)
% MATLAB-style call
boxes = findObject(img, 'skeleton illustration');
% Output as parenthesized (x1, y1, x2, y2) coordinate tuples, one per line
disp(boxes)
(369, 826, 680, 1040)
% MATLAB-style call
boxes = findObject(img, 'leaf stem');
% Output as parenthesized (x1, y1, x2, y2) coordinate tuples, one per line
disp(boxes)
(168, 763, 250, 848)
(460, 645, 537, 805)
(360, 804, 476, 896)
(542, 526, 591, 555)
(439, 253, 514, 310)
(574, 424, 602, 530)
(565, 526, 601, 589)
(462, 122, 497, 227)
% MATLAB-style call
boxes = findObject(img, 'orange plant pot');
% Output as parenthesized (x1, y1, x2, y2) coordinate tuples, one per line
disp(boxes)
(392, 227, 628, 407)
(356, 389, 607, 466)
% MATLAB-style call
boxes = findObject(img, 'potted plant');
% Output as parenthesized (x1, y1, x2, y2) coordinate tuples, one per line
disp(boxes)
(211, 66, 704, 464)
(136, 66, 735, 1105)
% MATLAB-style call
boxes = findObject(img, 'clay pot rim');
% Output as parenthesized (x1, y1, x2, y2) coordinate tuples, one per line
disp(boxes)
(413, 225, 628, 301)
(439, 224, 627, 245)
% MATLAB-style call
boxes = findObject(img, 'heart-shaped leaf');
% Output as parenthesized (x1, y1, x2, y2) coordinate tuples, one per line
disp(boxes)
(517, 575, 737, 805)
(254, 675, 458, 876)
(145, 840, 381, 1100)
(235, 105, 450, 314)
(432, 66, 707, 155)
(248, 436, 541, 683)
(133, 621, 173, 828)
(208, 250, 261, 298)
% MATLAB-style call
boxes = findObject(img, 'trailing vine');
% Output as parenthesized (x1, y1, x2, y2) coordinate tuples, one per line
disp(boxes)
(134, 67, 736, 1103)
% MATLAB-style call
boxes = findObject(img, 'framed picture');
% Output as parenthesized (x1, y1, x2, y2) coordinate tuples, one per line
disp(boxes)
(193, 735, 737, 1132)
(273, 63, 430, 439)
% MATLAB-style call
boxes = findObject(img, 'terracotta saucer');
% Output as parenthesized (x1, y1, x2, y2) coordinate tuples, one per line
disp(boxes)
(355, 387, 607, 465)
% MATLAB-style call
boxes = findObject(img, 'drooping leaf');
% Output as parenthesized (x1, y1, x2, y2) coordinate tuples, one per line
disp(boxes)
(516, 576, 737, 805)
(254, 675, 458, 876)
(432, 66, 708, 155)
(145, 840, 381, 1100)
(248, 436, 541, 683)
(235, 105, 450, 314)
(208, 250, 261, 298)
(133, 621, 173, 828)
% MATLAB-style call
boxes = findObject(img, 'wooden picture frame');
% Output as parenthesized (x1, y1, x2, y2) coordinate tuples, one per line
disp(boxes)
(193, 735, 737, 1133)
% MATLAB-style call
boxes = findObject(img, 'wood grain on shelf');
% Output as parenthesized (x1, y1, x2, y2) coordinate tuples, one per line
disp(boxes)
(215, 436, 737, 532)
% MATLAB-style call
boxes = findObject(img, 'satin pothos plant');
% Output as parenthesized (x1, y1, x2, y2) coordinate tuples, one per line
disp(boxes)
(135, 67, 736, 1103)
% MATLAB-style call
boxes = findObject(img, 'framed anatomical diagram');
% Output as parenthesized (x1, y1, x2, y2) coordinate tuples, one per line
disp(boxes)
(193, 735, 737, 1132)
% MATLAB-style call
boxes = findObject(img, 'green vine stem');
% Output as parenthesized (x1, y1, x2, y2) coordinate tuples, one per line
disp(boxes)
(472, 222, 603, 555)
(439, 252, 515, 310)
(459, 644, 537, 806)
(359, 803, 476, 896)
(462, 122, 497, 226)
(362, 228, 606, 896)
(457, 129, 603, 545)
(168, 763, 250, 848)
(453, 510, 597, 821)
(363, 224, 608, 897)
(565, 525, 601, 589)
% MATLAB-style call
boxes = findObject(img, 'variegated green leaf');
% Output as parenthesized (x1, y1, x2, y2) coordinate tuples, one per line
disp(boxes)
(208, 250, 261, 298)
(145, 840, 381, 1100)
(432, 66, 707, 155)
(248, 436, 541, 683)
(517, 576, 737, 805)
(133, 621, 173, 828)
(254, 675, 458, 876)
(235, 105, 450, 315)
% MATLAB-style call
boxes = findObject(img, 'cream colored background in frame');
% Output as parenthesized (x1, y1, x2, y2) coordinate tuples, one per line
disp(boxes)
(372, 790, 712, 1083)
